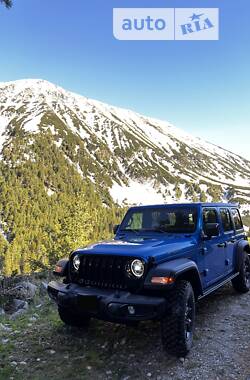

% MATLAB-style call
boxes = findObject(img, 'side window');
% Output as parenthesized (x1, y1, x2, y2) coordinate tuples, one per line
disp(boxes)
(220, 208, 233, 232)
(231, 209, 243, 230)
(203, 208, 218, 224)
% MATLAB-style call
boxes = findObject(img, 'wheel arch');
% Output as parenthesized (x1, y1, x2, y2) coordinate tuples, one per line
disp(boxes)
(234, 240, 250, 271)
(175, 269, 203, 300)
(144, 258, 203, 300)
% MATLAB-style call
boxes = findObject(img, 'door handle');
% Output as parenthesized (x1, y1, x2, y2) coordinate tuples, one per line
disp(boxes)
(217, 242, 227, 248)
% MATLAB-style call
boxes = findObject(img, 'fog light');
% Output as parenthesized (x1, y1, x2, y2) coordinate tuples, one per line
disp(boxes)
(128, 305, 135, 315)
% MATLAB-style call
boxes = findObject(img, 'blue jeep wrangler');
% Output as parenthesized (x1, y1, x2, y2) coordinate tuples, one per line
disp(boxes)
(48, 203, 250, 356)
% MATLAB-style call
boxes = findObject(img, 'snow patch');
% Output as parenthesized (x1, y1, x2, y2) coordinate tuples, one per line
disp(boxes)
(110, 180, 165, 206)
(0, 115, 10, 153)
(22, 114, 43, 133)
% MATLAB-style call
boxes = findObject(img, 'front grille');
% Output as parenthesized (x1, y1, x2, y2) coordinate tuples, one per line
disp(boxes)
(71, 254, 143, 290)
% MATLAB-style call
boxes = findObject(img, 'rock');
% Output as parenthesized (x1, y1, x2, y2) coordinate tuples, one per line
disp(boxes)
(12, 299, 29, 312)
(2, 338, 9, 344)
(49, 350, 56, 355)
(120, 337, 126, 345)
(106, 370, 112, 375)
(10, 361, 17, 366)
(29, 316, 37, 322)
(0, 323, 12, 332)
(0, 307, 5, 316)
(9, 281, 37, 300)
(39, 282, 48, 296)
(20, 281, 37, 298)
(147, 373, 152, 378)
(10, 308, 28, 320)
(19, 361, 27, 365)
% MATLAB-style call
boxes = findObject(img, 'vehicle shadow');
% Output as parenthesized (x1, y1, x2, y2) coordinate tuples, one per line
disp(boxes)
(54, 283, 239, 356)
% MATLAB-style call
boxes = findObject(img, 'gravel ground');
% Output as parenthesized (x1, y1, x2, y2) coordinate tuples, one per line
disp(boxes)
(1, 282, 250, 380)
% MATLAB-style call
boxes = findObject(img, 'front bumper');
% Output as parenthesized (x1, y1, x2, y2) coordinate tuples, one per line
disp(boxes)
(48, 281, 167, 322)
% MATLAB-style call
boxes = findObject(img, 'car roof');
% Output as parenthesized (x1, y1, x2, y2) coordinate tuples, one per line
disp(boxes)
(129, 202, 239, 210)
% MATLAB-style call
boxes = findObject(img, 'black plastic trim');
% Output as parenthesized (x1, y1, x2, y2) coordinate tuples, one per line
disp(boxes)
(47, 281, 167, 322)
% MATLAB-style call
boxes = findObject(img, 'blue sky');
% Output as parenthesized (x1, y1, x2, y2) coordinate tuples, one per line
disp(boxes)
(0, 0, 249, 159)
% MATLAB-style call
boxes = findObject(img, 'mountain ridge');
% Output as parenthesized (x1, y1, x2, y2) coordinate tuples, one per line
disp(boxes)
(1, 78, 250, 208)
(0, 78, 250, 274)
(1, 78, 249, 161)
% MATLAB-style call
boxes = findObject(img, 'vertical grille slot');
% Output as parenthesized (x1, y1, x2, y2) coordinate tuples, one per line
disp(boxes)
(77, 255, 129, 289)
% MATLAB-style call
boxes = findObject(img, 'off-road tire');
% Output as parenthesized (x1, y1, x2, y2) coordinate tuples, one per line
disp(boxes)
(232, 251, 250, 293)
(58, 306, 90, 327)
(161, 280, 195, 357)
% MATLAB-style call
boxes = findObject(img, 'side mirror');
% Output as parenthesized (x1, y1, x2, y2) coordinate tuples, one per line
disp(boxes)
(203, 223, 220, 239)
(113, 224, 120, 234)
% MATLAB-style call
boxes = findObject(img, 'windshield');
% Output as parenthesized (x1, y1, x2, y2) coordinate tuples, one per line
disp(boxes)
(120, 206, 198, 234)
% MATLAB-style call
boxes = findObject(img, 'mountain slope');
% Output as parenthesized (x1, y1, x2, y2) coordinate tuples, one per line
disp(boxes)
(0, 79, 249, 273)
(1, 79, 250, 206)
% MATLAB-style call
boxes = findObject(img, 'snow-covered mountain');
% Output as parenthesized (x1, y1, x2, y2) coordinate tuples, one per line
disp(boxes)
(0, 79, 250, 213)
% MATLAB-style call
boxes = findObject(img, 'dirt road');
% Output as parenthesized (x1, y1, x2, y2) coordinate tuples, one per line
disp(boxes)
(1, 283, 250, 380)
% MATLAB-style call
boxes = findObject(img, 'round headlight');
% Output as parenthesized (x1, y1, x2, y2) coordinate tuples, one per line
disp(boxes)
(131, 259, 144, 278)
(73, 255, 81, 271)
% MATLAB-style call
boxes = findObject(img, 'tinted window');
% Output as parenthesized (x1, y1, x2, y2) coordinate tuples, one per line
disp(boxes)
(220, 209, 233, 232)
(231, 209, 243, 230)
(120, 207, 198, 233)
(203, 209, 218, 224)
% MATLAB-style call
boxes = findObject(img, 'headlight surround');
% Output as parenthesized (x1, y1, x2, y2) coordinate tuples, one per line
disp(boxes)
(73, 254, 81, 271)
(130, 259, 145, 278)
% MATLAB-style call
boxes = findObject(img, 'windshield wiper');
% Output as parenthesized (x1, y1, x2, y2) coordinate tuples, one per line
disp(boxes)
(119, 229, 140, 234)
(119, 228, 171, 234)
(141, 228, 167, 234)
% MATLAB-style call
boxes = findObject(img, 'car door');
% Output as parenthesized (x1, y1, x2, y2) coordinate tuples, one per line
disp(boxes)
(230, 208, 245, 267)
(202, 207, 227, 286)
(219, 208, 235, 274)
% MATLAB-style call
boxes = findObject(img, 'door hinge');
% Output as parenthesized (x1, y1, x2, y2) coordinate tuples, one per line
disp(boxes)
(202, 269, 209, 277)
(201, 247, 208, 255)
(225, 259, 230, 266)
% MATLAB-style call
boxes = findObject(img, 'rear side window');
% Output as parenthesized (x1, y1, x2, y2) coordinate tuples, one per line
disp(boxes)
(203, 209, 218, 224)
(220, 209, 233, 232)
(231, 209, 243, 230)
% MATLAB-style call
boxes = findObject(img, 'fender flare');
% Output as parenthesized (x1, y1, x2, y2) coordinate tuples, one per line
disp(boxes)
(234, 240, 250, 271)
(144, 258, 203, 298)
(53, 259, 69, 277)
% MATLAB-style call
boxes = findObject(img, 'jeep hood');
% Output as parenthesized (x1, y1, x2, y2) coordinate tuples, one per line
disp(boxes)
(74, 235, 198, 263)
